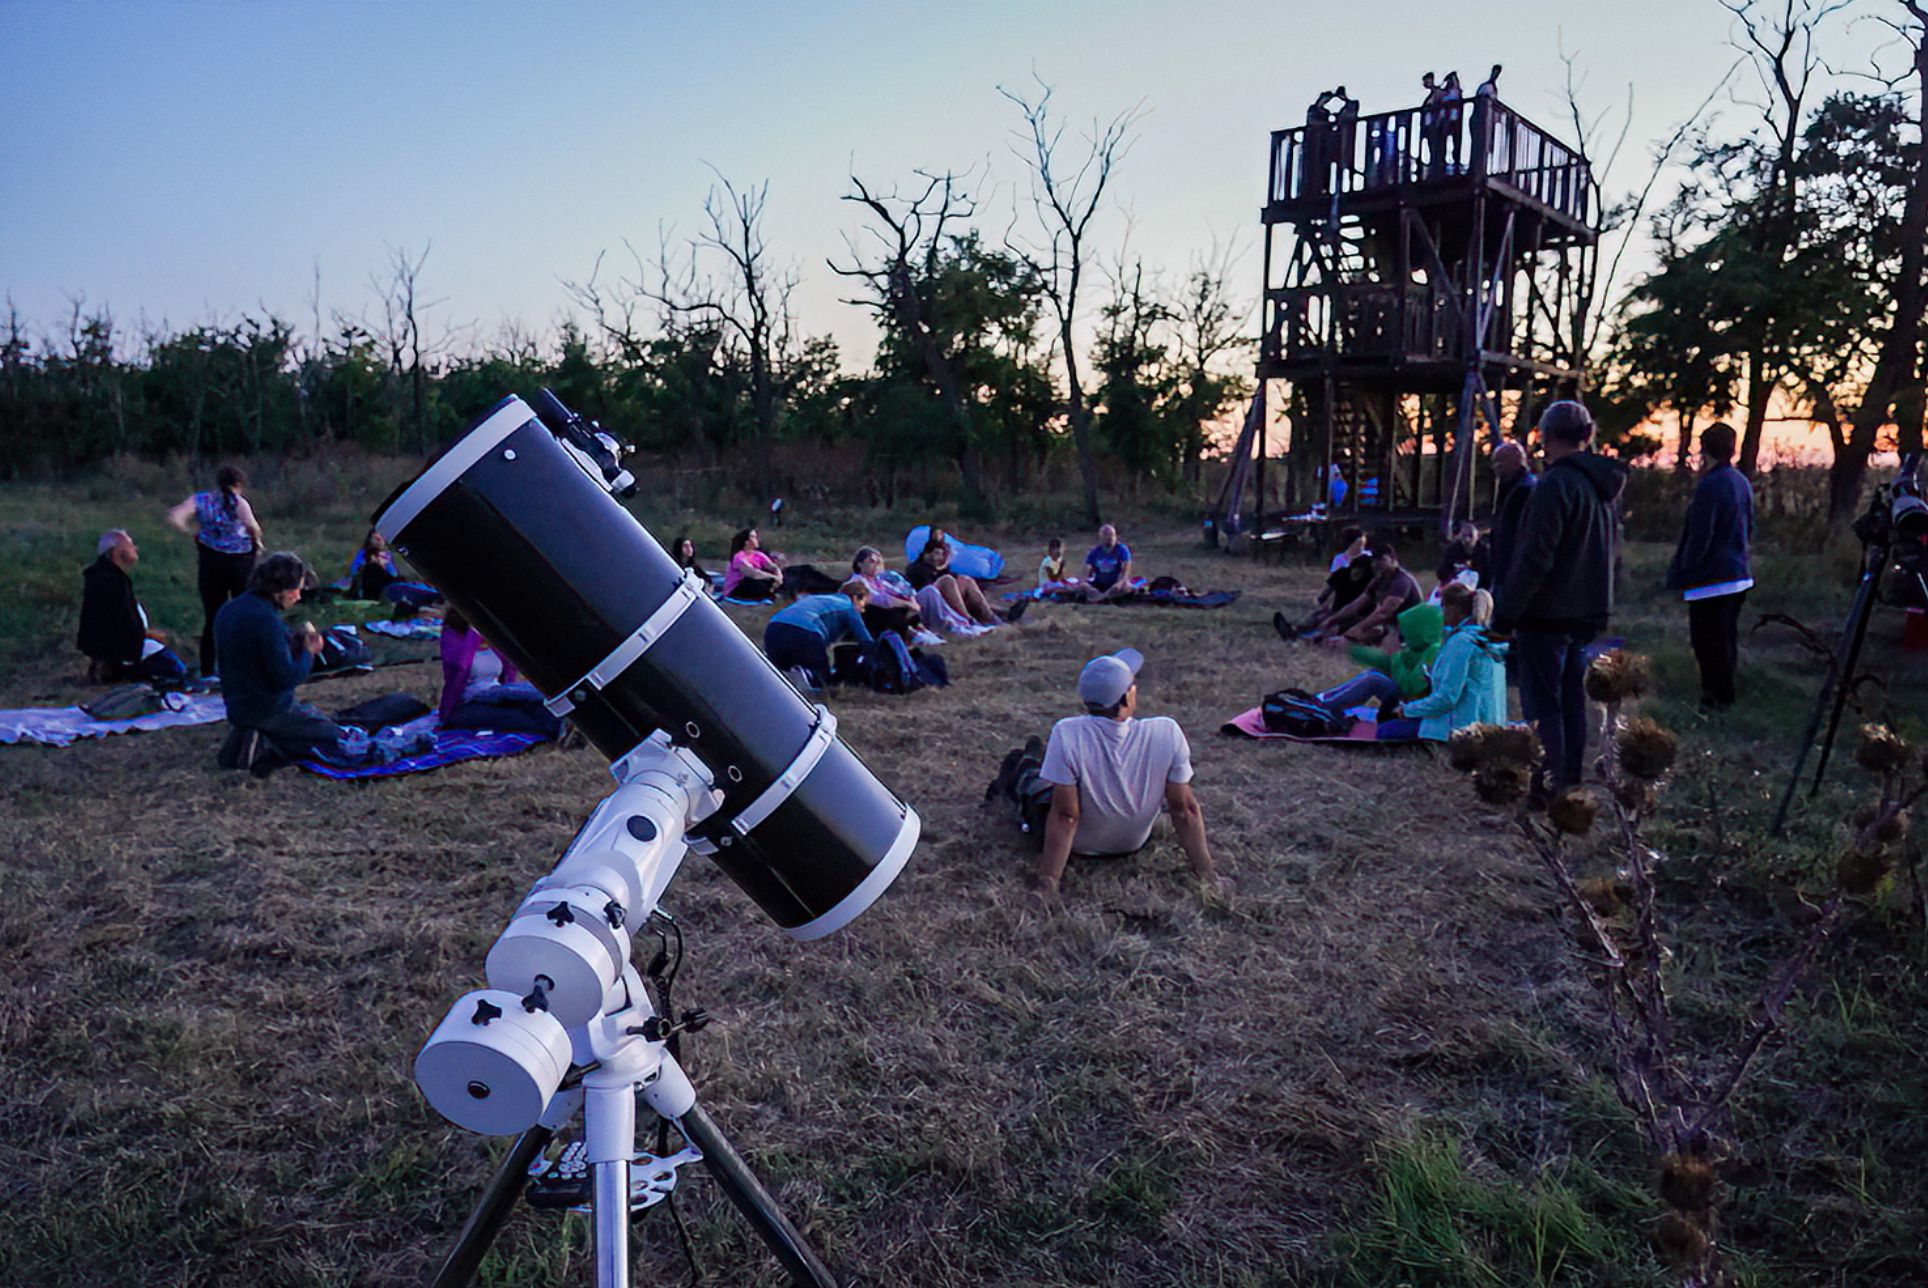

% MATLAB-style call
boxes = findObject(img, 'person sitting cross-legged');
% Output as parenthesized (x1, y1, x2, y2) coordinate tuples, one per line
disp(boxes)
(77, 528, 190, 687)
(1027, 648, 1231, 902)
(1083, 523, 1136, 601)
(213, 551, 357, 770)
(439, 609, 562, 737)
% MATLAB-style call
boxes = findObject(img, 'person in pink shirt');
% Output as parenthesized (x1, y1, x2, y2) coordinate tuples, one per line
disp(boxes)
(723, 528, 785, 601)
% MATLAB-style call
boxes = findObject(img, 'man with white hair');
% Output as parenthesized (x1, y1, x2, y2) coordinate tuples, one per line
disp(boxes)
(1028, 647, 1228, 900)
(77, 529, 188, 685)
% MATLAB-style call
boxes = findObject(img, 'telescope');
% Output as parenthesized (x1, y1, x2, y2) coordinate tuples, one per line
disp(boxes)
(373, 391, 919, 1286)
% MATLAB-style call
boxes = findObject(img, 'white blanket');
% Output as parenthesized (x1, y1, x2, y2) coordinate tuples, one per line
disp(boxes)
(0, 694, 227, 748)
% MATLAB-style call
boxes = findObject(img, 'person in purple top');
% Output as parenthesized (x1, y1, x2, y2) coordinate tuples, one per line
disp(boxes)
(166, 463, 264, 675)
(1084, 524, 1136, 601)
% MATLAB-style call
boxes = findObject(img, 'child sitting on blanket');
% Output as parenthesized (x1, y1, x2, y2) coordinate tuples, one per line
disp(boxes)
(1038, 538, 1083, 593)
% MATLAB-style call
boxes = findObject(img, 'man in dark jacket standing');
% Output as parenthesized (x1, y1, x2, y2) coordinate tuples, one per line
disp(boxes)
(77, 529, 188, 685)
(1487, 439, 1537, 597)
(1666, 423, 1754, 708)
(1494, 402, 1628, 791)
(214, 551, 348, 768)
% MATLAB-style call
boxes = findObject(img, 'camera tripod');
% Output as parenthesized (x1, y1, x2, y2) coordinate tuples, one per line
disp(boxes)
(1770, 454, 1928, 836)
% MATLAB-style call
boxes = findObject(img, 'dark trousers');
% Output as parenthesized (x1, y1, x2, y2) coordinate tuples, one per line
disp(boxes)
(197, 545, 255, 675)
(252, 700, 349, 765)
(1514, 626, 1596, 790)
(446, 682, 562, 737)
(1688, 592, 1745, 708)
(92, 646, 189, 687)
(764, 621, 831, 685)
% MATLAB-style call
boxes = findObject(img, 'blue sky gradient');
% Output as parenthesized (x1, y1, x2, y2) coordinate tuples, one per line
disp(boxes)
(0, 1, 1898, 364)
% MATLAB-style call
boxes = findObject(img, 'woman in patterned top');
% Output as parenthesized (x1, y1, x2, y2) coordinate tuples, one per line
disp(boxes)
(167, 463, 264, 675)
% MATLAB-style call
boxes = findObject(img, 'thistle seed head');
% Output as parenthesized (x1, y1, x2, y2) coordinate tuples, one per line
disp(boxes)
(1617, 717, 1679, 781)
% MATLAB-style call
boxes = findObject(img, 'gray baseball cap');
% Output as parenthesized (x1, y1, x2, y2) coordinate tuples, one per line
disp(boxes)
(1077, 648, 1144, 708)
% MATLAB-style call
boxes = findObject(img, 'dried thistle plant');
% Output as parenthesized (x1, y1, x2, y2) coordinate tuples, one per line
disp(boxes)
(1440, 650, 1884, 1286)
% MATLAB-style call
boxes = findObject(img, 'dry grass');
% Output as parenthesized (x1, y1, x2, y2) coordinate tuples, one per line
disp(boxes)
(1, 482, 1920, 1285)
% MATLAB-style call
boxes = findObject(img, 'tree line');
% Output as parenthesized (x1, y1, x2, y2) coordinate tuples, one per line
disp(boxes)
(1601, 0, 1926, 520)
(0, 83, 1246, 523)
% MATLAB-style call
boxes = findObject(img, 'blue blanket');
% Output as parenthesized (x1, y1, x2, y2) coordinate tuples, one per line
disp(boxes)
(904, 525, 1005, 580)
(296, 727, 552, 779)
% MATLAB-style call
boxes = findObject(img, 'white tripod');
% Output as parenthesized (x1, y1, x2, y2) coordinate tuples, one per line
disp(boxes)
(416, 735, 839, 1288)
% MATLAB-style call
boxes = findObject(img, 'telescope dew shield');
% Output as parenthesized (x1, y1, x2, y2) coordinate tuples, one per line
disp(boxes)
(372, 396, 918, 939)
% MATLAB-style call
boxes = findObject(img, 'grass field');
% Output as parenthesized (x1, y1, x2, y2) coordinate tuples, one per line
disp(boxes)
(1, 457, 1924, 1286)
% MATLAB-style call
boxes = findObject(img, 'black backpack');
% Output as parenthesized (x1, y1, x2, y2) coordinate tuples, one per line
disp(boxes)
(866, 632, 924, 694)
(1260, 687, 1348, 737)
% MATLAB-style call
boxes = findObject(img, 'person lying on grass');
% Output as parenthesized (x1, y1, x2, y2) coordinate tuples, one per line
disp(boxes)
(1028, 648, 1230, 902)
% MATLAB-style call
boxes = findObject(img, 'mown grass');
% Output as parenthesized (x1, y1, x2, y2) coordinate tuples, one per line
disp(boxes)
(1, 460, 1924, 1285)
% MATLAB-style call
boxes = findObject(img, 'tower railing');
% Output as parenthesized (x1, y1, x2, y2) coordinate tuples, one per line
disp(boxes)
(1266, 97, 1593, 226)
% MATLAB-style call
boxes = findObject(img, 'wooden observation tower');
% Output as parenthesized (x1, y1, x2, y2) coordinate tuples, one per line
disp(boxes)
(1215, 92, 1599, 540)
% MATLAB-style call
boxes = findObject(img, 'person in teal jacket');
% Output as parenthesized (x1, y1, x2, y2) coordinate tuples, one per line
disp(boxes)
(1375, 583, 1506, 741)
(764, 580, 875, 689)
(1312, 600, 1443, 718)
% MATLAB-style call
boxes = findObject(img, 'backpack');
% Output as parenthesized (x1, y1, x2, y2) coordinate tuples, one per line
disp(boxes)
(1260, 687, 1348, 737)
(82, 682, 170, 721)
(865, 632, 925, 694)
(315, 625, 373, 673)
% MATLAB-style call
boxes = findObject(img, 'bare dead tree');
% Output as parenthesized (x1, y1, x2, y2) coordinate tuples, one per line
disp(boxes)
(626, 172, 797, 496)
(1166, 235, 1252, 485)
(1001, 77, 1146, 525)
(1830, 0, 1928, 517)
(370, 244, 441, 453)
(1720, 0, 1854, 473)
(831, 168, 992, 512)
(1563, 39, 1741, 373)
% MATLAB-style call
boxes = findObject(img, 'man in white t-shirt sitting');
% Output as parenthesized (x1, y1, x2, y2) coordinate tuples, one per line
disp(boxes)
(1032, 648, 1228, 900)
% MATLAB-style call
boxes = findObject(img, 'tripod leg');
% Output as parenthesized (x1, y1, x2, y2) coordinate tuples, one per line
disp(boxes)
(1811, 557, 1886, 791)
(677, 1102, 840, 1288)
(1770, 561, 1883, 835)
(430, 1125, 554, 1288)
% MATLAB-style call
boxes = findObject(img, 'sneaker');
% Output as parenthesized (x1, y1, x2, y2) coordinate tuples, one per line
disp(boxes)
(1272, 611, 1295, 643)
(785, 666, 823, 696)
(910, 628, 944, 647)
(1005, 597, 1032, 624)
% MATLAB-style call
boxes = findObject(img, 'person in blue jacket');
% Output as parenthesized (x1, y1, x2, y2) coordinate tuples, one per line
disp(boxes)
(764, 580, 875, 690)
(1375, 583, 1507, 741)
(1666, 422, 1754, 708)
(214, 551, 354, 767)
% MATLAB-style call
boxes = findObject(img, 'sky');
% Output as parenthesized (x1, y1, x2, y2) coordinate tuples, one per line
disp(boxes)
(0, 0, 1905, 371)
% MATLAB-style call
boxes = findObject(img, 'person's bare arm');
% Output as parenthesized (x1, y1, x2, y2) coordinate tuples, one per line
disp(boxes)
(1164, 780, 1226, 891)
(1344, 593, 1403, 640)
(165, 497, 197, 535)
(235, 496, 265, 549)
(1034, 785, 1081, 897)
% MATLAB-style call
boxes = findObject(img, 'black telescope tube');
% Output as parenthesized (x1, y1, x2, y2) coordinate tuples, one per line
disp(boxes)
(371, 395, 917, 939)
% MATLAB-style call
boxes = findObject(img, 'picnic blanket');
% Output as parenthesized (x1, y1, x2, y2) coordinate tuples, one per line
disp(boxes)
(0, 694, 227, 748)
(1219, 706, 1423, 745)
(1008, 582, 1242, 610)
(295, 722, 553, 779)
(366, 618, 443, 640)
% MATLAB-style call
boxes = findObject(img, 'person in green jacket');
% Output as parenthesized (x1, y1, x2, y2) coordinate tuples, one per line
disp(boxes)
(1310, 599, 1443, 719)
(1375, 584, 1508, 741)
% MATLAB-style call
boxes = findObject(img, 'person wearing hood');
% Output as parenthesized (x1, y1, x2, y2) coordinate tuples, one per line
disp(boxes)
(1374, 584, 1506, 741)
(1308, 599, 1444, 719)
(1493, 400, 1628, 790)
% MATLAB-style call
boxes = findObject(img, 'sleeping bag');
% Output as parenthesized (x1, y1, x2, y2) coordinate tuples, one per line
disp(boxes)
(904, 526, 1005, 581)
